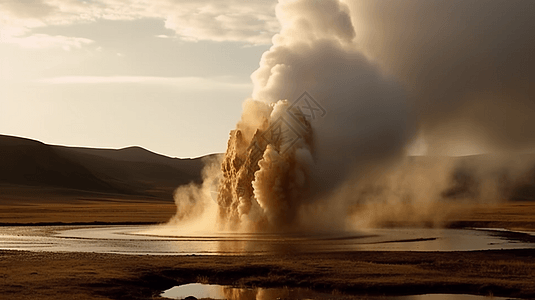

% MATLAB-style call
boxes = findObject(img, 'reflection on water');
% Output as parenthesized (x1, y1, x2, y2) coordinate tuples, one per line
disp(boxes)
(162, 284, 336, 300)
(161, 283, 514, 300)
(0, 225, 533, 255)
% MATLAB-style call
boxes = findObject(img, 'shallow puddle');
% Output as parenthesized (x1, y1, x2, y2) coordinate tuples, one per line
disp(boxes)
(161, 283, 514, 300)
(0, 225, 533, 255)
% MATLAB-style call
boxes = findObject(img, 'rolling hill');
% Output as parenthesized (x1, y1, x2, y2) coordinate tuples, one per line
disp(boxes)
(1, 134, 533, 203)
(0, 135, 218, 201)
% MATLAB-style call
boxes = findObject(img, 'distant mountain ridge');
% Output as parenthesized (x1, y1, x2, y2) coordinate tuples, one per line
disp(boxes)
(1, 135, 533, 203)
(0, 135, 218, 201)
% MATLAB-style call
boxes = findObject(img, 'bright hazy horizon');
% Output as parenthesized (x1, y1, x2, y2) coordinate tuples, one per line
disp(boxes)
(2, 1, 534, 158)
(0, 1, 279, 158)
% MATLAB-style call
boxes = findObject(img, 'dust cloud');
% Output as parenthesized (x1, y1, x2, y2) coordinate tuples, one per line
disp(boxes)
(168, 0, 535, 232)
(215, 0, 412, 232)
(344, 0, 535, 155)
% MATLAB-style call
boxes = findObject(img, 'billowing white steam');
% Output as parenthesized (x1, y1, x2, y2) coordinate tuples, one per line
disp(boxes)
(169, 0, 535, 233)
(214, 0, 412, 232)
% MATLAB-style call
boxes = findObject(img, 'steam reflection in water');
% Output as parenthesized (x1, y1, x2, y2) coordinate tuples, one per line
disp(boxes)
(0, 225, 533, 255)
(161, 283, 515, 300)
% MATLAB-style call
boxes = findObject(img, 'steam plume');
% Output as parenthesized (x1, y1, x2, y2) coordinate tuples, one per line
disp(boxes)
(345, 0, 535, 154)
(216, 0, 412, 232)
(169, 0, 535, 232)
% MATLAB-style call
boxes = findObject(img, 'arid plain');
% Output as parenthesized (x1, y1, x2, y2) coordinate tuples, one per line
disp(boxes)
(1, 199, 535, 300)
(1, 135, 535, 300)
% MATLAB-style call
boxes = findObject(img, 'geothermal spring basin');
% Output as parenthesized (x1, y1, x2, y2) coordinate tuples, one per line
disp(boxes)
(0, 225, 533, 255)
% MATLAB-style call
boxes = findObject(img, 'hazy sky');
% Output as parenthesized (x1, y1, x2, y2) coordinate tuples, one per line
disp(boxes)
(0, 0, 278, 158)
(2, 0, 534, 158)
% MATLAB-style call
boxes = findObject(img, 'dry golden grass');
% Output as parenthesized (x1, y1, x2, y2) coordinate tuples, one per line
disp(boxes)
(449, 201, 535, 231)
(1, 194, 534, 299)
(0, 200, 175, 225)
(1, 250, 534, 300)
(0, 188, 175, 225)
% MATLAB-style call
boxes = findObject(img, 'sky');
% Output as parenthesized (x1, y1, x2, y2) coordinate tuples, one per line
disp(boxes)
(1, 0, 534, 158)
(0, 0, 279, 158)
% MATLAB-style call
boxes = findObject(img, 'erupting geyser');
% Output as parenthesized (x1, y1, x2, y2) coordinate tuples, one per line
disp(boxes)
(217, 101, 314, 231)
(213, 0, 411, 232)
(169, 0, 535, 233)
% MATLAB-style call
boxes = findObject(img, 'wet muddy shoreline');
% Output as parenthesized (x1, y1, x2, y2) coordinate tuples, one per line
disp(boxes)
(2, 249, 535, 300)
(1, 225, 534, 255)
(2, 201, 534, 299)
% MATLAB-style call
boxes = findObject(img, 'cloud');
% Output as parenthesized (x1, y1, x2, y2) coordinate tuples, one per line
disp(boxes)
(343, 0, 535, 154)
(35, 76, 253, 90)
(0, 0, 280, 47)
(162, 1, 279, 44)
(1, 33, 93, 50)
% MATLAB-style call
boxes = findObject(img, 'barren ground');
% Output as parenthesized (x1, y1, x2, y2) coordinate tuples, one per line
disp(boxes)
(1, 198, 534, 299)
(2, 249, 535, 300)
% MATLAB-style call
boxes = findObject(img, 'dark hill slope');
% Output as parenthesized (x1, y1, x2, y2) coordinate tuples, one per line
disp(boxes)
(0, 135, 116, 192)
(53, 145, 210, 199)
(0, 135, 216, 201)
